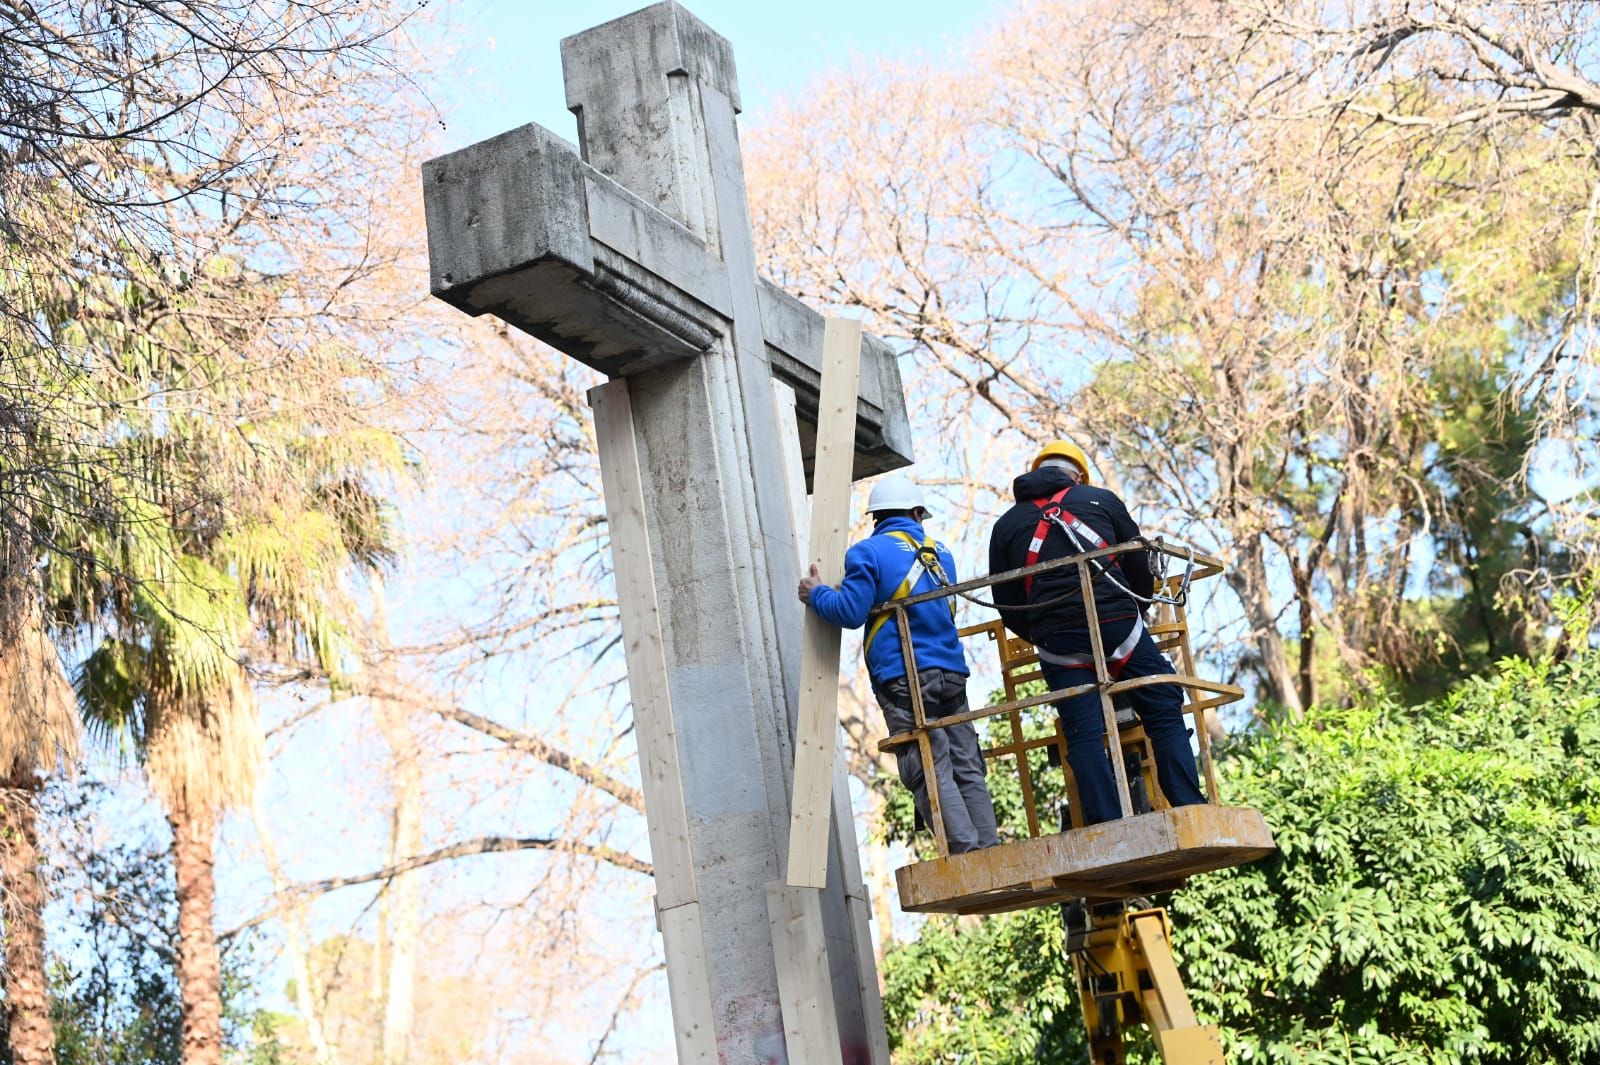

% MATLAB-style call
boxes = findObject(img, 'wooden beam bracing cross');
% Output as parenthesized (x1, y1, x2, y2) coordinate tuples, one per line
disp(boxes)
(591, 381, 716, 1061)
(773, 377, 894, 1065)
(787, 318, 863, 889)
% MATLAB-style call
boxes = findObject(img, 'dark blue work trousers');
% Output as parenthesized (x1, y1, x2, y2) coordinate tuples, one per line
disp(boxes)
(1037, 616, 1207, 826)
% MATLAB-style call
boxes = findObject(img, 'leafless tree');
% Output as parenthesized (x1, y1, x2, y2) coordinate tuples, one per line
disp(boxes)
(748, 0, 1600, 715)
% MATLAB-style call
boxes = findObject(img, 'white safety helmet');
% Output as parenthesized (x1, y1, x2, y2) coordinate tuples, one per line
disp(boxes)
(865, 474, 926, 515)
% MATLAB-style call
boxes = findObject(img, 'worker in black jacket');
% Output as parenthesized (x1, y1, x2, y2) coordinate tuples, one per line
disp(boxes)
(989, 440, 1206, 825)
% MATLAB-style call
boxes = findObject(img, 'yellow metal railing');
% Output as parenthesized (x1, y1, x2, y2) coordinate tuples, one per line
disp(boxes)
(873, 539, 1241, 857)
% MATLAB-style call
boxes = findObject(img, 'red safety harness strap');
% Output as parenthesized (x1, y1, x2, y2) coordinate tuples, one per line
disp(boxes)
(1022, 486, 1142, 678)
(1022, 487, 1120, 598)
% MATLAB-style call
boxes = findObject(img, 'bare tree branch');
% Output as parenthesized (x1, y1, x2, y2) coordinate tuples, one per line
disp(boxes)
(428, 701, 645, 813)
(226, 835, 653, 939)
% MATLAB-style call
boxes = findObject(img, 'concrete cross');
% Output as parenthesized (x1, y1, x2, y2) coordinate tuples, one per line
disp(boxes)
(422, 4, 910, 1062)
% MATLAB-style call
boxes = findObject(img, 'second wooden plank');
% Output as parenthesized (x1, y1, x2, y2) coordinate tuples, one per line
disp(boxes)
(786, 316, 863, 889)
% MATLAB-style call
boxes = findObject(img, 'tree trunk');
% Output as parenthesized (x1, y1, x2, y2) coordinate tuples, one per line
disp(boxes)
(370, 587, 421, 1065)
(251, 797, 340, 1065)
(1252, 612, 1303, 720)
(1225, 543, 1304, 721)
(376, 703, 422, 1065)
(1, 770, 55, 1065)
(1296, 574, 1318, 711)
(1, 582, 79, 1065)
(171, 801, 223, 1065)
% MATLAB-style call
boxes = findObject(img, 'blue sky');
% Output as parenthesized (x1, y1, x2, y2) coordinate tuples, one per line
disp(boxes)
(419, 0, 992, 148)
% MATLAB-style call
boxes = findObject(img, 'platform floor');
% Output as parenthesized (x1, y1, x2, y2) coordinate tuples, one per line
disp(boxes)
(895, 805, 1275, 915)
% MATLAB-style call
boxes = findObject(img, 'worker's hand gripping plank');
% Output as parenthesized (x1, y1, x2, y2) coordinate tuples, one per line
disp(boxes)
(786, 316, 863, 889)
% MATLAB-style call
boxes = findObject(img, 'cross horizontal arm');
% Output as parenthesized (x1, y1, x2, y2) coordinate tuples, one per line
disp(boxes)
(422, 122, 912, 478)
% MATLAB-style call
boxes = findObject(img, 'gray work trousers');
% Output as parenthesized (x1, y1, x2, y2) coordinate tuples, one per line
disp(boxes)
(874, 668, 1000, 854)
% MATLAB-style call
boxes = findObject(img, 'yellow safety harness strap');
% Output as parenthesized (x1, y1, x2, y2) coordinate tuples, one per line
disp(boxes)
(864, 532, 956, 656)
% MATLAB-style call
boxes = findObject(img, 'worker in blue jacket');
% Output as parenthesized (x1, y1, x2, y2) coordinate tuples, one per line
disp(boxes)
(798, 474, 998, 854)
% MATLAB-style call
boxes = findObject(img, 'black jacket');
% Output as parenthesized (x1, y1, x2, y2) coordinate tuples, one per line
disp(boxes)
(987, 467, 1154, 643)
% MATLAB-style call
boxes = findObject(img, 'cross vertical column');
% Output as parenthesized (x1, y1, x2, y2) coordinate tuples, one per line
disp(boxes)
(424, 1, 913, 1056)
(563, 6, 871, 1060)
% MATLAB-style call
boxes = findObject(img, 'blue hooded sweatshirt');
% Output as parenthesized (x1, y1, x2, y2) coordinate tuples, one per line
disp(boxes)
(808, 516, 969, 684)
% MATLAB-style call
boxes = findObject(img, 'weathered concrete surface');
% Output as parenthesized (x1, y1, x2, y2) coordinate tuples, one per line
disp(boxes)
(422, 3, 903, 1062)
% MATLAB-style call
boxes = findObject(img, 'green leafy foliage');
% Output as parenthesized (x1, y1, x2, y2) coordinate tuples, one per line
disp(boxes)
(884, 903, 1085, 1063)
(879, 706, 1089, 1063)
(880, 653, 1600, 1063)
(1176, 652, 1600, 1064)
(0, 784, 288, 1065)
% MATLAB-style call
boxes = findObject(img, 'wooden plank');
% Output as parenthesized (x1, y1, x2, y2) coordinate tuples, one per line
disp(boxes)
(774, 377, 891, 1065)
(786, 316, 863, 889)
(591, 381, 719, 1061)
(595, 377, 720, 1055)
(775, 375, 871, 890)
(658, 901, 719, 1064)
(772, 380, 812, 568)
(766, 882, 844, 1065)
(590, 379, 698, 910)
(830, 727, 895, 1065)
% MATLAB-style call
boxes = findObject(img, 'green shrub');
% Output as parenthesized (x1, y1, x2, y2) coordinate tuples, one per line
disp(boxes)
(882, 653, 1600, 1063)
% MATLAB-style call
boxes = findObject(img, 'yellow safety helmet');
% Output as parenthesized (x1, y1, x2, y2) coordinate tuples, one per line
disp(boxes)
(1032, 440, 1091, 483)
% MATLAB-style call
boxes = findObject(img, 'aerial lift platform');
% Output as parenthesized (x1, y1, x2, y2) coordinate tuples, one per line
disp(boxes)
(871, 539, 1276, 1064)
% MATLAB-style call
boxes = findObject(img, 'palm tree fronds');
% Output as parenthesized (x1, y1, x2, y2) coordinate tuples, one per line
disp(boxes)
(143, 670, 261, 817)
